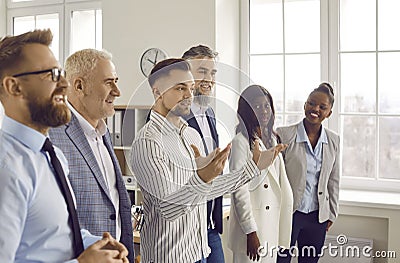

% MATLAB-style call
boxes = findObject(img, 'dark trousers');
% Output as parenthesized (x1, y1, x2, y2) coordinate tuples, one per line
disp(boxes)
(277, 210, 328, 263)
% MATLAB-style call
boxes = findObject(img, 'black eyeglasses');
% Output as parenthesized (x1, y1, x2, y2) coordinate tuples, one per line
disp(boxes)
(12, 68, 66, 82)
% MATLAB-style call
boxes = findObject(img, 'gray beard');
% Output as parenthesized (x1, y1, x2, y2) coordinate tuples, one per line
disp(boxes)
(193, 87, 213, 107)
(193, 94, 211, 107)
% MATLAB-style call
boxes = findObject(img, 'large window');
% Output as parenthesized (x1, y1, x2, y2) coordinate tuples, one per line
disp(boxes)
(243, 0, 400, 190)
(6, 0, 102, 65)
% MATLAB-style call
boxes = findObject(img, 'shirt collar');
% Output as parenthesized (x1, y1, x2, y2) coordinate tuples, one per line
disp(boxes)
(1, 116, 47, 153)
(150, 110, 188, 135)
(68, 102, 107, 139)
(191, 102, 209, 115)
(296, 119, 328, 144)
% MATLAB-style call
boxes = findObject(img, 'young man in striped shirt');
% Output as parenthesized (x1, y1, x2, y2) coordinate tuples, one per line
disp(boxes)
(130, 58, 285, 263)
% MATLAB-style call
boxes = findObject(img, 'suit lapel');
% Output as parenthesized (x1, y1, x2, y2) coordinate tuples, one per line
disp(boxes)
(66, 114, 112, 200)
(185, 110, 203, 136)
(184, 110, 209, 154)
(320, 132, 329, 180)
(260, 141, 280, 187)
(103, 133, 125, 193)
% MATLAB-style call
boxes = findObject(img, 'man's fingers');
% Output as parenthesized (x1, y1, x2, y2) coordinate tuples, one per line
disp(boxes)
(211, 144, 231, 166)
(254, 139, 260, 152)
(275, 143, 288, 153)
(190, 144, 201, 158)
(88, 237, 111, 250)
(102, 232, 112, 239)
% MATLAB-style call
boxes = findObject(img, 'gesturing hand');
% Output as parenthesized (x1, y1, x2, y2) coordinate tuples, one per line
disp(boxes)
(252, 140, 288, 170)
(191, 143, 231, 183)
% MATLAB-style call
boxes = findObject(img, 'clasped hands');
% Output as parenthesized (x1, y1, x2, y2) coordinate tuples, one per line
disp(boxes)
(77, 232, 129, 263)
(191, 140, 288, 183)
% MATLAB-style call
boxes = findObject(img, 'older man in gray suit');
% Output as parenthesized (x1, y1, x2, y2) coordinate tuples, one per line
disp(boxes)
(49, 49, 133, 263)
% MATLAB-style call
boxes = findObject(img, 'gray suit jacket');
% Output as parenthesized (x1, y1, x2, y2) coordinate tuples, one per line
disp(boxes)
(49, 113, 134, 262)
(276, 121, 340, 223)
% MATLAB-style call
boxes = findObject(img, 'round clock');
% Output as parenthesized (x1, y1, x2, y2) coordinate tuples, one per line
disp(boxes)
(140, 48, 168, 77)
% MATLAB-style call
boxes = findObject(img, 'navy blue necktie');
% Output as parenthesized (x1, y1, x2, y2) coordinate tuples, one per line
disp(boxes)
(42, 138, 84, 257)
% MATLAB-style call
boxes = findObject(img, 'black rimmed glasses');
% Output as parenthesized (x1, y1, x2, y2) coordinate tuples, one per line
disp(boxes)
(12, 68, 66, 82)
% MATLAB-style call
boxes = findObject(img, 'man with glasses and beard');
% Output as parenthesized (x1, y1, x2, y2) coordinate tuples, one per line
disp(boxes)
(0, 29, 128, 262)
(182, 45, 225, 262)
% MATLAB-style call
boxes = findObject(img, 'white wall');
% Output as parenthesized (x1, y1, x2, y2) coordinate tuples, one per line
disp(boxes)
(0, 0, 5, 36)
(102, 0, 217, 106)
(215, 0, 241, 145)
(102, 0, 243, 144)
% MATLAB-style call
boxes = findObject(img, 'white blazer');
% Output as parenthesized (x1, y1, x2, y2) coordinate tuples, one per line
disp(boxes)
(227, 133, 293, 260)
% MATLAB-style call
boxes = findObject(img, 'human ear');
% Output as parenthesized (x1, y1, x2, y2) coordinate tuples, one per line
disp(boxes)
(326, 109, 332, 118)
(2, 76, 22, 96)
(73, 78, 88, 96)
(152, 88, 161, 99)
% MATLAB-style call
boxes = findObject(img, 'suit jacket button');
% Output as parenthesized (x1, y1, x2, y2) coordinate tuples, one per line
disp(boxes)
(264, 184, 269, 189)
(318, 192, 323, 195)
(110, 214, 116, 220)
(265, 206, 270, 210)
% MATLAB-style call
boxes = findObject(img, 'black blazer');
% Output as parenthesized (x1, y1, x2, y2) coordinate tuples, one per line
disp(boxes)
(184, 108, 223, 234)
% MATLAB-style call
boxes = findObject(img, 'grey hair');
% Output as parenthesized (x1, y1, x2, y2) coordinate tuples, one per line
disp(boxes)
(65, 48, 112, 81)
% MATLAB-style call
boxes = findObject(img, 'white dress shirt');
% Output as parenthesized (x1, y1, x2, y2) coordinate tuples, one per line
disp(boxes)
(129, 111, 260, 263)
(192, 103, 213, 154)
(0, 116, 99, 263)
(68, 104, 121, 240)
(191, 103, 218, 229)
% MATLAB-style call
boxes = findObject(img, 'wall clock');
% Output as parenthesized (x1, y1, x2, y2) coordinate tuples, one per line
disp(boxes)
(140, 48, 167, 77)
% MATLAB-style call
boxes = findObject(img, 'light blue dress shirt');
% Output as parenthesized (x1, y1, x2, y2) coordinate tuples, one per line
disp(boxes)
(0, 116, 98, 263)
(296, 120, 328, 214)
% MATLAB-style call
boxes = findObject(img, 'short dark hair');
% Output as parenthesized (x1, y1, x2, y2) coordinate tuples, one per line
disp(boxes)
(0, 29, 53, 80)
(310, 82, 335, 106)
(182, 44, 218, 60)
(148, 58, 191, 88)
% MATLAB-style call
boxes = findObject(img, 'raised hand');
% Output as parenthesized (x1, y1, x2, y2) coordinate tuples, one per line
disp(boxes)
(252, 139, 288, 170)
(191, 143, 231, 183)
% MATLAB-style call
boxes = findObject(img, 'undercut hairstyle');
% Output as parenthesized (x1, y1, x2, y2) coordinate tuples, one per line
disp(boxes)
(236, 85, 279, 148)
(182, 44, 218, 60)
(311, 82, 335, 106)
(148, 58, 191, 88)
(65, 48, 112, 82)
(0, 29, 53, 81)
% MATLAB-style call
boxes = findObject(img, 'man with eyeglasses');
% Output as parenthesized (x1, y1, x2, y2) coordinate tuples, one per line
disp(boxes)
(49, 49, 134, 263)
(0, 29, 128, 262)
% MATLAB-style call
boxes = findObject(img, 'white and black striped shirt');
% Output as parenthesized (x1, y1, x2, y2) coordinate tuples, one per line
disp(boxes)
(130, 111, 260, 263)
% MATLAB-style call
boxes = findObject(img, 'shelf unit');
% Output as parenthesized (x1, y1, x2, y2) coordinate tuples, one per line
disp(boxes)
(108, 105, 151, 206)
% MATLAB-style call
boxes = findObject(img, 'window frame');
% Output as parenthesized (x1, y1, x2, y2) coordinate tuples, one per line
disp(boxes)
(6, 0, 101, 65)
(7, 4, 64, 62)
(64, 1, 102, 61)
(242, 0, 400, 192)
